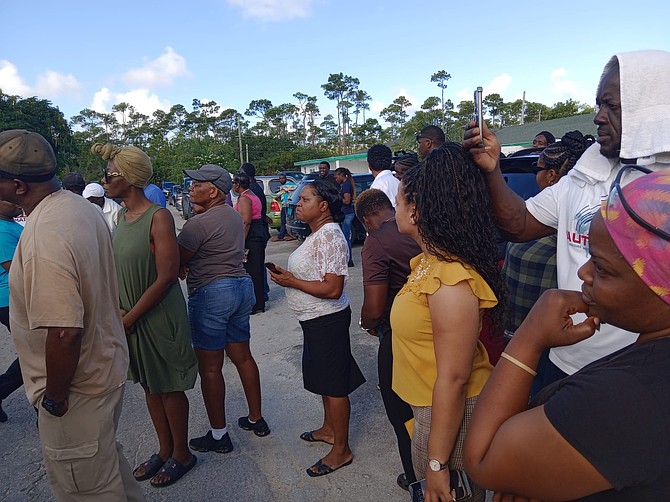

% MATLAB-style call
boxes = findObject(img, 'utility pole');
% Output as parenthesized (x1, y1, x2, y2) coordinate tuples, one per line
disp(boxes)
(245, 143, 249, 163)
(521, 91, 527, 125)
(237, 114, 244, 166)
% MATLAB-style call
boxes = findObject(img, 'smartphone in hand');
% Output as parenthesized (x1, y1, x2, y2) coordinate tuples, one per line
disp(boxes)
(264, 262, 280, 274)
(473, 86, 484, 146)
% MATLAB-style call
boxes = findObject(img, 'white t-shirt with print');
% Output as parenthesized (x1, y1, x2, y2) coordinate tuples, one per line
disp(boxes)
(286, 223, 349, 321)
(526, 145, 669, 374)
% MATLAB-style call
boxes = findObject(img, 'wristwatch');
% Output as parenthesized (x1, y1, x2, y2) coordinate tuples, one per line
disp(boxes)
(428, 459, 449, 472)
(41, 396, 66, 414)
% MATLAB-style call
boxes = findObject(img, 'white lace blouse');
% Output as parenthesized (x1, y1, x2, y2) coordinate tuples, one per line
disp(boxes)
(286, 222, 349, 321)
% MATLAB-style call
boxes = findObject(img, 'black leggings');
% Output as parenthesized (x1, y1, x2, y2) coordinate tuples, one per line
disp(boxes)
(378, 331, 416, 483)
(0, 306, 22, 401)
(244, 238, 266, 312)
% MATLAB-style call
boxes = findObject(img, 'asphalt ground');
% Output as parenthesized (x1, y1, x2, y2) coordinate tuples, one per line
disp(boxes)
(0, 205, 412, 502)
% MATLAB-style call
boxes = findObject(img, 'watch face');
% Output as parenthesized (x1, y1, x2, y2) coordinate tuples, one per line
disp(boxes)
(429, 459, 440, 471)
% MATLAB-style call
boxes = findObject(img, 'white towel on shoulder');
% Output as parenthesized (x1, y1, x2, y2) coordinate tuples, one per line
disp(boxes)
(613, 50, 670, 161)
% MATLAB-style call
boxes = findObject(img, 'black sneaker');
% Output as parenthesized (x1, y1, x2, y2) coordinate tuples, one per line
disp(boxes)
(0, 401, 7, 423)
(397, 473, 409, 491)
(189, 431, 233, 453)
(238, 416, 271, 437)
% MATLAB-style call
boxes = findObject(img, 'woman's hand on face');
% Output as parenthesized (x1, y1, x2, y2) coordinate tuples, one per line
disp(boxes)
(514, 289, 600, 352)
(268, 265, 294, 288)
(463, 119, 501, 173)
(424, 468, 454, 502)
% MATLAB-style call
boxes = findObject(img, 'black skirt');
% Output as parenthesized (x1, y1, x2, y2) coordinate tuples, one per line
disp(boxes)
(299, 306, 366, 397)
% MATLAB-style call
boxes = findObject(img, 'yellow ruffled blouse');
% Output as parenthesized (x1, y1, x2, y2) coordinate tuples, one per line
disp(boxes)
(391, 253, 497, 407)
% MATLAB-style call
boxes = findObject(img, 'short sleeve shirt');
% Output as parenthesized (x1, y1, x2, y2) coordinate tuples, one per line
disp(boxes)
(340, 180, 354, 215)
(361, 219, 421, 332)
(286, 223, 349, 321)
(391, 254, 497, 406)
(177, 204, 249, 292)
(9, 190, 129, 405)
(0, 219, 23, 308)
(542, 338, 670, 500)
(370, 170, 400, 208)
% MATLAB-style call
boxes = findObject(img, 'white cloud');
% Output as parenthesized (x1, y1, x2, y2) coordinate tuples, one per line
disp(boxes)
(91, 87, 172, 117)
(550, 67, 583, 101)
(0, 60, 31, 96)
(486, 74, 512, 96)
(370, 100, 385, 114)
(33, 70, 83, 98)
(122, 46, 191, 88)
(227, 0, 312, 21)
(91, 88, 113, 113)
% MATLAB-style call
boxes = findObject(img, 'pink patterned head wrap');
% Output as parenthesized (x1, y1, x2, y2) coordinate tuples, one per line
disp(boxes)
(602, 170, 670, 305)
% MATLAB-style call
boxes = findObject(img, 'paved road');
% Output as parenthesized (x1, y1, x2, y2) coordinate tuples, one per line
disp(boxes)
(0, 205, 411, 502)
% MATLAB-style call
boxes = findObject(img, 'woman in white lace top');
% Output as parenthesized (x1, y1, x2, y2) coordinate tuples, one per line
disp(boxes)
(269, 179, 365, 478)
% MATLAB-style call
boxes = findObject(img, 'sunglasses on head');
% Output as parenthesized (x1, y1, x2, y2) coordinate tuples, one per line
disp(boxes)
(607, 164, 670, 242)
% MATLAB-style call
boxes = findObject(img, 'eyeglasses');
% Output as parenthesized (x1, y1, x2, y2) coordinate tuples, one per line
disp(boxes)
(103, 170, 123, 182)
(416, 135, 428, 142)
(607, 164, 670, 242)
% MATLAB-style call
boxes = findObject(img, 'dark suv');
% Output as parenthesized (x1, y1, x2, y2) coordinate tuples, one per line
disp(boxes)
(286, 173, 374, 242)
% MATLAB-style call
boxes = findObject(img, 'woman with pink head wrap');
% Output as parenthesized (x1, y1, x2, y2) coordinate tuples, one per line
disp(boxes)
(463, 170, 670, 500)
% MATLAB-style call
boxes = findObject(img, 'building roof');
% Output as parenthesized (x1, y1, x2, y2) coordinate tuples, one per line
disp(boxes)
(495, 113, 597, 146)
(294, 152, 367, 166)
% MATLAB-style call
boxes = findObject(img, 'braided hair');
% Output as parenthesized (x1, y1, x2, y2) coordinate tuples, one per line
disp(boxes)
(401, 142, 507, 326)
(540, 131, 595, 177)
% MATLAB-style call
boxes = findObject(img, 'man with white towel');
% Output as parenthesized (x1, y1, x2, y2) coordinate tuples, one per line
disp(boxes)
(464, 50, 670, 389)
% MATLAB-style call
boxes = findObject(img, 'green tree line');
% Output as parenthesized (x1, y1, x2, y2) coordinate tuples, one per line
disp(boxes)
(1, 69, 594, 183)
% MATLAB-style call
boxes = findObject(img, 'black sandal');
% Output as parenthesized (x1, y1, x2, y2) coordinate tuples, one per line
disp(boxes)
(150, 455, 197, 488)
(133, 454, 165, 481)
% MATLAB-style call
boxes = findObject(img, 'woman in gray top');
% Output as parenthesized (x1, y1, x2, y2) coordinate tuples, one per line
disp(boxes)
(178, 164, 270, 455)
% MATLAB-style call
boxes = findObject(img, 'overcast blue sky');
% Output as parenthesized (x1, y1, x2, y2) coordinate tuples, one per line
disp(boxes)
(2, 0, 669, 126)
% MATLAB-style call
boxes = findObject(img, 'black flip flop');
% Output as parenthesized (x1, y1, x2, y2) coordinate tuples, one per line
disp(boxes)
(299, 431, 333, 445)
(306, 458, 353, 477)
(150, 455, 197, 488)
(133, 454, 165, 481)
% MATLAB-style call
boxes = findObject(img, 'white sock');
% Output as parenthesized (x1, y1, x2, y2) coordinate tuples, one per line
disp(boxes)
(211, 427, 228, 440)
(247, 417, 257, 424)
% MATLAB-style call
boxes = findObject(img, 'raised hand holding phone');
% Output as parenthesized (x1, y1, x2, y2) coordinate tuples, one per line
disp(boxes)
(474, 86, 484, 146)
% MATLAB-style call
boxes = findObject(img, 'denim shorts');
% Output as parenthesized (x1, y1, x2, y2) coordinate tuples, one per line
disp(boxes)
(188, 276, 255, 350)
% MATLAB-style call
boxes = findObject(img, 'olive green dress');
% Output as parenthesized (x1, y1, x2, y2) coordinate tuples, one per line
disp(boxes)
(113, 204, 197, 394)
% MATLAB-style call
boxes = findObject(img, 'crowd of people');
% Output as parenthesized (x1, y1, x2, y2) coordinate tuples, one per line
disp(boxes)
(1, 48, 670, 502)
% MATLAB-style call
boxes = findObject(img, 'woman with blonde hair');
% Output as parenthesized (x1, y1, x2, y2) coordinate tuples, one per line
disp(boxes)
(92, 143, 198, 488)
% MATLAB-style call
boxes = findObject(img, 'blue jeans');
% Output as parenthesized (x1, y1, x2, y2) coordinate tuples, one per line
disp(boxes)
(188, 276, 255, 350)
(278, 206, 288, 239)
(341, 212, 355, 262)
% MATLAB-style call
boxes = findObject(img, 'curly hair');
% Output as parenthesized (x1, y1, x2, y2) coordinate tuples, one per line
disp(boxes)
(311, 178, 344, 223)
(400, 142, 507, 325)
(540, 130, 595, 177)
(367, 144, 392, 172)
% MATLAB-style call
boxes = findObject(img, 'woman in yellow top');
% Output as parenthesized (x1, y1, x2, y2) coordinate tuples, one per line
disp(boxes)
(391, 143, 507, 501)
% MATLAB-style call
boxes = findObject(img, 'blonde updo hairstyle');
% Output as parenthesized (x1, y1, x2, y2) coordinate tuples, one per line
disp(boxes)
(91, 143, 153, 188)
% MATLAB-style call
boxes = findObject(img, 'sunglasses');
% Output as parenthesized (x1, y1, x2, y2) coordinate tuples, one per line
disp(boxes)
(103, 169, 123, 182)
(531, 161, 551, 174)
(607, 164, 670, 242)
